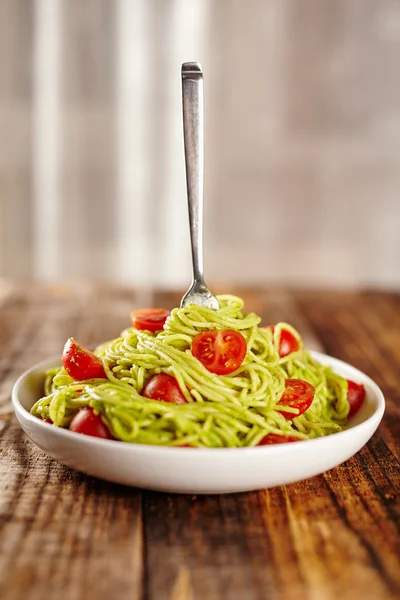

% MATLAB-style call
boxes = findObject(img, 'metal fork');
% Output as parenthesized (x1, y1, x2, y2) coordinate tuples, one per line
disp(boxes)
(180, 62, 219, 310)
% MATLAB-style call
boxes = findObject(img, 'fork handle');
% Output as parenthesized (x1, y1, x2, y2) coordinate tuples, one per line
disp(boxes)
(182, 62, 205, 285)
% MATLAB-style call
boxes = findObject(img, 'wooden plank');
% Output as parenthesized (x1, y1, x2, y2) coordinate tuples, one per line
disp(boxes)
(295, 289, 400, 594)
(143, 491, 274, 600)
(0, 283, 144, 600)
(143, 467, 399, 600)
(142, 288, 399, 600)
(0, 284, 399, 600)
(0, 420, 143, 600)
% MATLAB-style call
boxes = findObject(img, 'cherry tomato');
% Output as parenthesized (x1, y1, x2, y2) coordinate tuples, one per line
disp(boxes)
(62, 338, 106, 381)
(141, 373, 188, 404)
(258, 433, 300, 445)
(347, 379, 366, 417)
(267, 326, 299, 357)
(130, 308, 170, 333)
(277, 379, 315, 419)
(69, 407, 114, 439)
(192, 329, 247, 375)
(279, 329, 300, 357)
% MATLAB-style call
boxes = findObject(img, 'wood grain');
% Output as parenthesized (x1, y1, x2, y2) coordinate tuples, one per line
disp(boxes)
(0, 420, 143, 600)
(0, 283, 399, 600)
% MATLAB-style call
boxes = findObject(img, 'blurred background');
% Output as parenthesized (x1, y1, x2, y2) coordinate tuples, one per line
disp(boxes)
(1, 0, 400, 289)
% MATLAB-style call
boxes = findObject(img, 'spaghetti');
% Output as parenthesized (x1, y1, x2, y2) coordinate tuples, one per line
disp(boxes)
(31, 295, 352, 447)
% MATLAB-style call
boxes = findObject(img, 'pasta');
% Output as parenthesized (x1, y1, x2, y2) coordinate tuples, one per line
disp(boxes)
(31, 295, 353, 447)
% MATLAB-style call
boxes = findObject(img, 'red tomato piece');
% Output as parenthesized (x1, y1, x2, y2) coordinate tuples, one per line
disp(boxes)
(279, 329, 300, 357)
(69, 407, 114, 439)
(130, 308, 170, 333)
(347, 379, 366, 417)
(277, 379, 315, 419)
(258, 433, 300, 445)
(192, 329, 247, 375)
(141, 373, 188, 404)
(62, 338, 106, 381)
(266, 326, 299, 357)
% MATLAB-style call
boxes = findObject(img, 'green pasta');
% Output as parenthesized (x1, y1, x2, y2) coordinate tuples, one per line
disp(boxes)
(31, 295, 350, 447)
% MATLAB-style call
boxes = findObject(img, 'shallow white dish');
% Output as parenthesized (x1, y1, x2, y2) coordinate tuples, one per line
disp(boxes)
(12, 351, 384, 494)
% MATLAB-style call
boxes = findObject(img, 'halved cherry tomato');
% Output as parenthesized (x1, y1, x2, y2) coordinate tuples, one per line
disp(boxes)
(258, 433, 300, 445)
(62, 338, 106, 381)
(277, 379, 315, 419)
(347, 379, 365, 417)
(141, 373, 188, 404)
(267, 326, 299, 357)
(279, 329, 300, 357)
(69, 407, 114, 439)
(192, 329, 247, 375)
(130, 308, 170, 333)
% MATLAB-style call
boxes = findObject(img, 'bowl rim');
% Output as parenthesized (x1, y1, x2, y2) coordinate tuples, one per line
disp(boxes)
(12, 350, 385, 455)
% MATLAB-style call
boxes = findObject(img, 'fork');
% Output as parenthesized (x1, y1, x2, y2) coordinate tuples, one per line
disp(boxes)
(180, 62, 219, 310)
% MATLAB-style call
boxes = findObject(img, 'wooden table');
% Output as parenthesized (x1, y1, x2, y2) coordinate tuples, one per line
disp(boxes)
(0, 282, 399, 600)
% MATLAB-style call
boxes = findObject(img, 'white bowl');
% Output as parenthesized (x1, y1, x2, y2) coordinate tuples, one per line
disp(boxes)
(12, 352, 385, 494)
